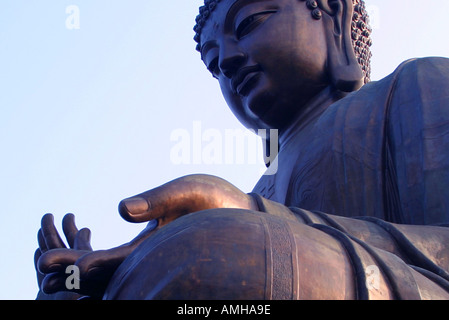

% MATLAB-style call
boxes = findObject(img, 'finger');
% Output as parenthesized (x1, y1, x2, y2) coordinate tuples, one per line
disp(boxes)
(34, 248, 42, 269)
(62, 213, 79, 248)
(118, 174, 256, 224)
(74, 228, 92, 251)
(42, 271, 95, 298)
(37, 229, 48, 253)
(38, 248, 86, 274)
(41, 214, 66, 249)
(34, 249, 45, 287)
(76, 246, 134, 281)
(41, 272, 68, 295)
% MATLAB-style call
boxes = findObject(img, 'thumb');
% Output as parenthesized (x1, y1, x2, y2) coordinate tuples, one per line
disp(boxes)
(118, 174, 257, 224)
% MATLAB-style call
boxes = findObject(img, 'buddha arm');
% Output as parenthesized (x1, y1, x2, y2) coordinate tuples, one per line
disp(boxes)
(387, 57, 449, 225)
(251, 192, 449, 299)
(37, 174, 449, 299)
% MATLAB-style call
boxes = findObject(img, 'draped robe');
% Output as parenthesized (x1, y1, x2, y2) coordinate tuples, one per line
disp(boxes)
(254, 57, 449, 226)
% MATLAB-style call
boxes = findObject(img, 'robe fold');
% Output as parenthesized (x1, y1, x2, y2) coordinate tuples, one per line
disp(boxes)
(254, 57, 449, 226)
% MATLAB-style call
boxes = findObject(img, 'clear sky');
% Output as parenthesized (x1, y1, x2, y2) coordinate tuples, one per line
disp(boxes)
(0, 0, 448, 300)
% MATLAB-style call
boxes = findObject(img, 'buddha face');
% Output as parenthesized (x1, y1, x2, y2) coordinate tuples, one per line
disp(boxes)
(199, 0, 331, 131)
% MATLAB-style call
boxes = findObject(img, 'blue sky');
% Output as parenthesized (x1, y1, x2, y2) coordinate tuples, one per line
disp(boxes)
(0, 0, 448, 299)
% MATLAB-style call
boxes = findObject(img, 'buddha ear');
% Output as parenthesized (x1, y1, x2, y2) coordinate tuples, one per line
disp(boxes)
(316, 0, 364, 92)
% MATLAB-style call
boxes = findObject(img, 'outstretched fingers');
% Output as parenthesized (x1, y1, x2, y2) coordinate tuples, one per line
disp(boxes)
(40, 214, 66, 250)
(75, 228, 92, 251)
(35, 213, 98, 298)
(62, 213, 93, 251)
(62, 213, 79, 248)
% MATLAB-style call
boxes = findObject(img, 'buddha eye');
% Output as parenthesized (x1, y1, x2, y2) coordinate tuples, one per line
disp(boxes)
(207, 57, 220, 79)
(235, 10, 277, 40)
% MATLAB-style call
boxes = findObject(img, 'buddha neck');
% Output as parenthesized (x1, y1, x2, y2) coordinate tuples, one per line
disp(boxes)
(278, 86, 348, 150)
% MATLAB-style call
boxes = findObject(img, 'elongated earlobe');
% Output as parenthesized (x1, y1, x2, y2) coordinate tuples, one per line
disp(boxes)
(303, 0, 365, 92)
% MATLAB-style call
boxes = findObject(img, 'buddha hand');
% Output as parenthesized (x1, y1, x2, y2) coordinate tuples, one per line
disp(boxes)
(36, 174, 257, 299)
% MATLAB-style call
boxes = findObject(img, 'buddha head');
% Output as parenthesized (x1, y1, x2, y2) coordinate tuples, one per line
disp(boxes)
(193, 0, 372, 133)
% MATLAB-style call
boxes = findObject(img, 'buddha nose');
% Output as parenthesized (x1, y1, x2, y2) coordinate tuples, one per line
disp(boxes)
(219, 45, 247, 79)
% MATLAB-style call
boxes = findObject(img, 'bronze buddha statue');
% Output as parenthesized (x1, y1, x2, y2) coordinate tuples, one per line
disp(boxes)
(35, 0, 449, 300)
